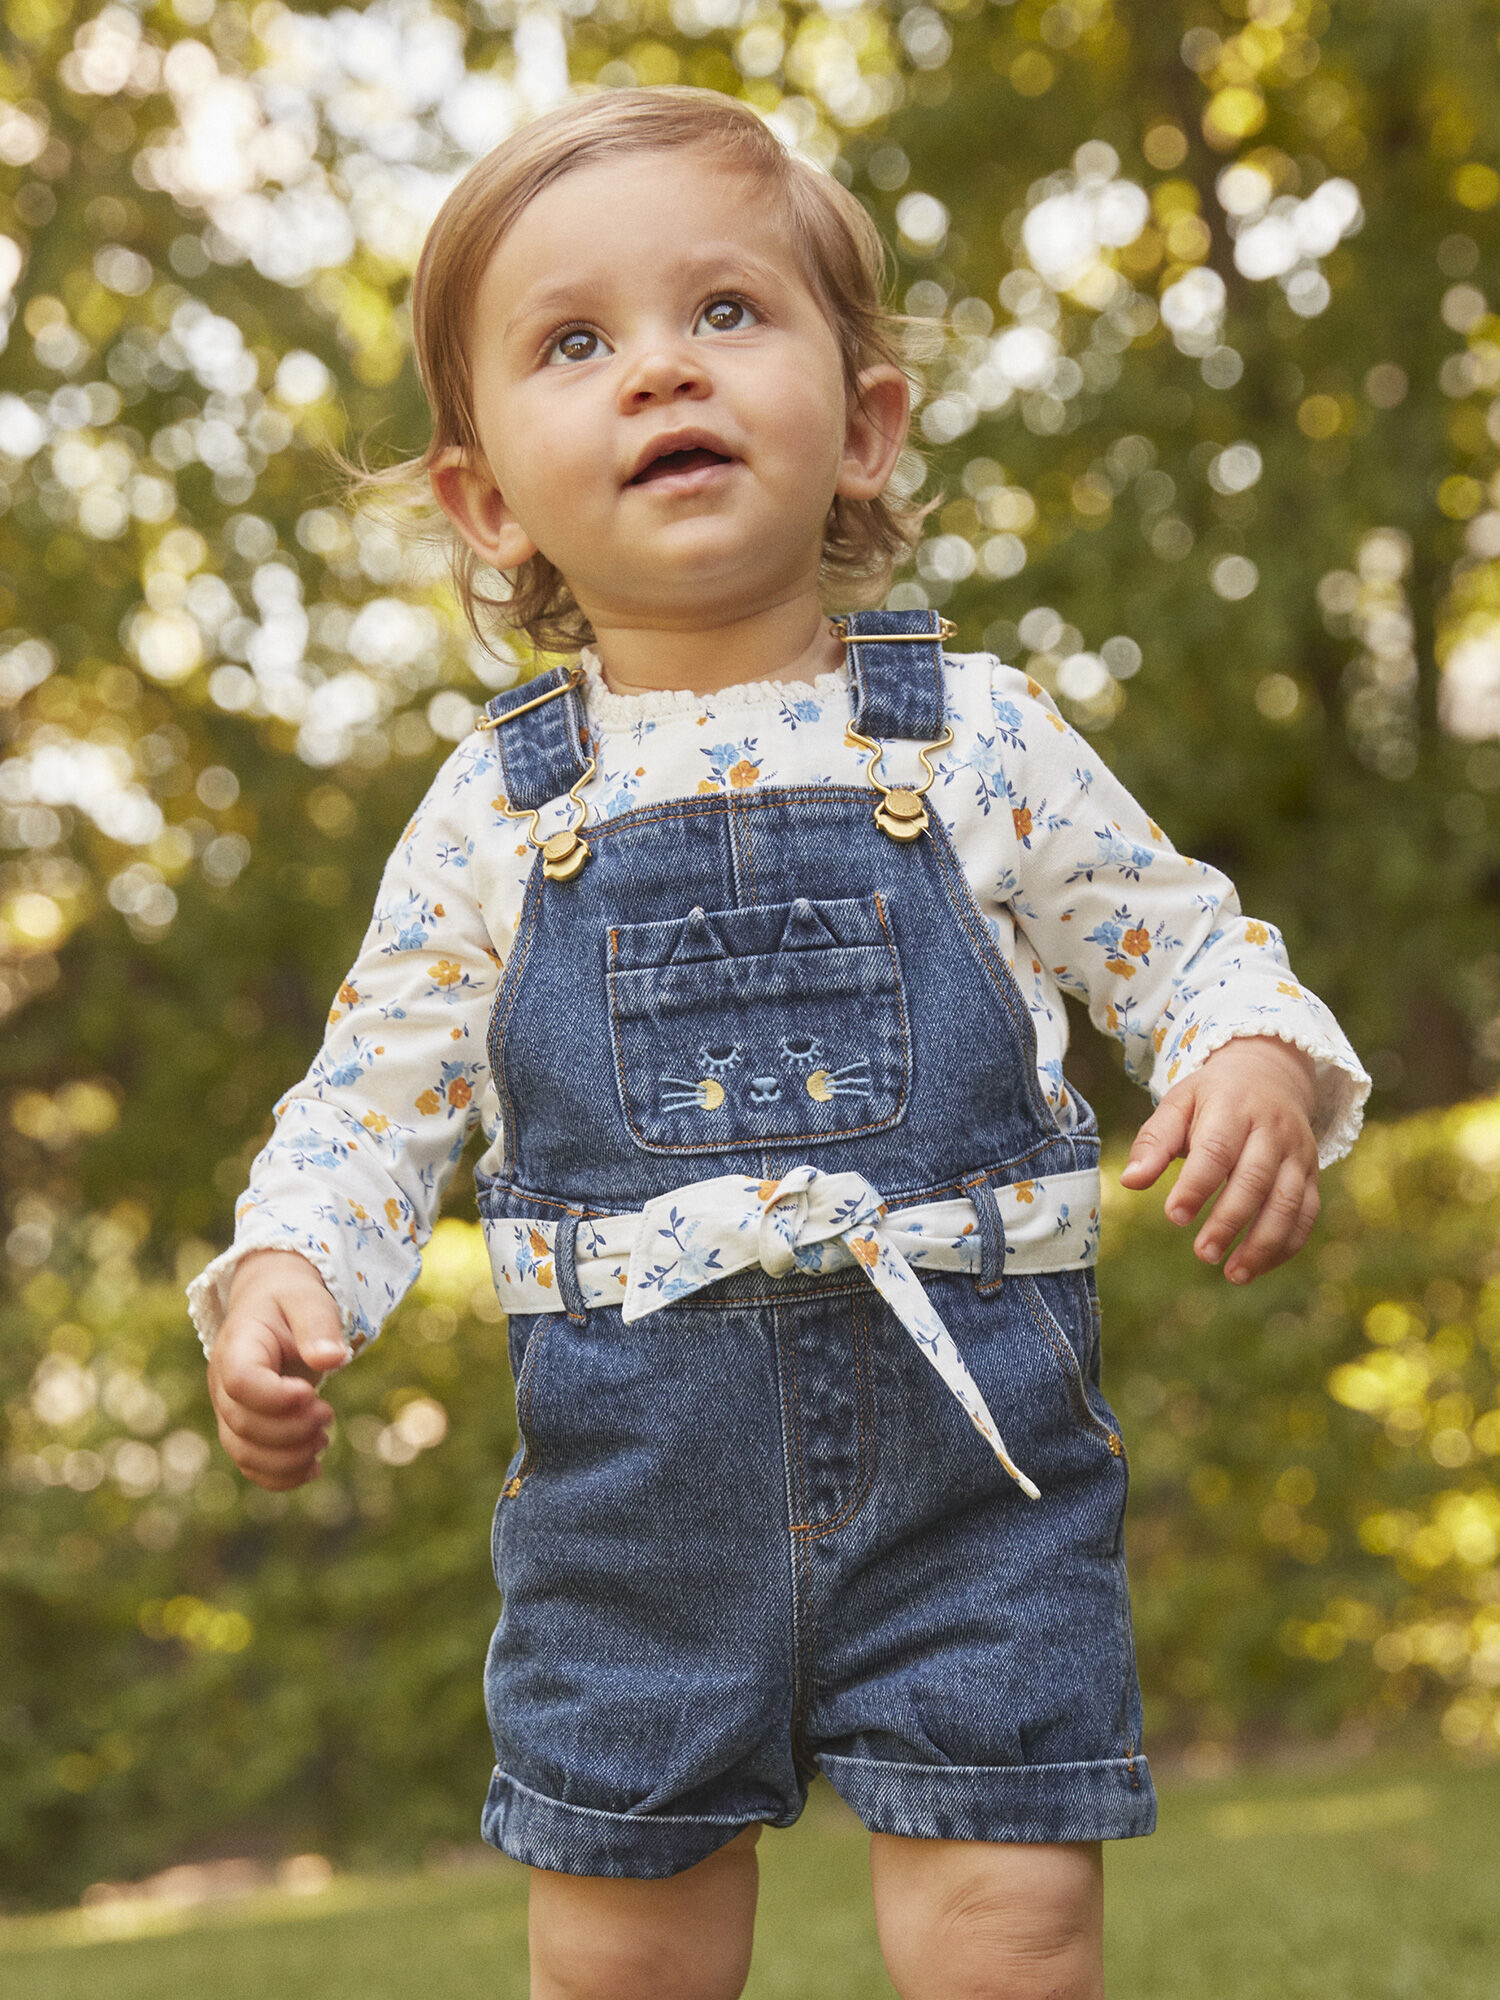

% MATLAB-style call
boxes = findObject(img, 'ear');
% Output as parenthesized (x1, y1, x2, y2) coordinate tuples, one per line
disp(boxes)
(835, 365, 911, 503)
(429, 444, 539, 571)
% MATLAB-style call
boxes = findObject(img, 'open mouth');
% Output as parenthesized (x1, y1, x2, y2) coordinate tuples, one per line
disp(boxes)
(629, 446, 735, 485)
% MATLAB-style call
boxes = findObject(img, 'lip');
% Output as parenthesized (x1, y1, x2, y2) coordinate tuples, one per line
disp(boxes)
(624, 427, 739, 487)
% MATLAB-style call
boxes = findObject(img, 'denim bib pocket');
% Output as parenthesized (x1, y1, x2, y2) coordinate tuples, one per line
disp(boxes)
(606, 893, 911, 1153)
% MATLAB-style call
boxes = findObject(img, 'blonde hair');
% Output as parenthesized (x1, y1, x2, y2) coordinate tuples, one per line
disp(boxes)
(323, 87, 933, 661)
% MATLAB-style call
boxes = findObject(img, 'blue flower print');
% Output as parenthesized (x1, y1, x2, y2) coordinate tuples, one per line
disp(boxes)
(375, 888, 442, 952)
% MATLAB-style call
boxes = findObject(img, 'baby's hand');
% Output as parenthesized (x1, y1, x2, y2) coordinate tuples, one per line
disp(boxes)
(206, 1249, 350, 1490)
(1118, 1035, 1319, 1284)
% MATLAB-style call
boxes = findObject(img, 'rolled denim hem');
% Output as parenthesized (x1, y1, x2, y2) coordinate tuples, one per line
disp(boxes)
(481, 1765, 771, 1879)
(817, 1751, 1158, 1843)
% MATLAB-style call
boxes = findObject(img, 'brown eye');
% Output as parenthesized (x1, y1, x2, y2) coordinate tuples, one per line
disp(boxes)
(548, 327, 605, 366)
(695, 297, 754, 335)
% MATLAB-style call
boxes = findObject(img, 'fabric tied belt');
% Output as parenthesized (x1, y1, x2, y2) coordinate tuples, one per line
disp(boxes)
(483, 1164, 1102, 1502)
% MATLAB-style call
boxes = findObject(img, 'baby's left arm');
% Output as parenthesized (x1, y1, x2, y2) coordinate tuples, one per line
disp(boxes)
(987, 662, 1370, 1282)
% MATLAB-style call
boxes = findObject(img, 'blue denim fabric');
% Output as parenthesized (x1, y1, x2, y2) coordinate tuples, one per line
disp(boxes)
(476, 614, 1155, 1877)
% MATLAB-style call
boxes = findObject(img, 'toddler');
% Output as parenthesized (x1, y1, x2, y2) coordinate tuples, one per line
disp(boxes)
(191, 87, 1370, 2000)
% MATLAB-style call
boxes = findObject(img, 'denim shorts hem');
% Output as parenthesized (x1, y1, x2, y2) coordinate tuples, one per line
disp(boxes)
(480, 1764, 770, 1879)
(817, 1751, 1158, 1843)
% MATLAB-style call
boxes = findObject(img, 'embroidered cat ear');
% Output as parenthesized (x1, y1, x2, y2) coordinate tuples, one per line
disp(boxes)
(779, 898, 840, 950)
(669, 906, 726, 962)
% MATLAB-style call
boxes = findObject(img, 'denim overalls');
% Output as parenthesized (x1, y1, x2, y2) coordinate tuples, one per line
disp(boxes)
(471, 611, 1156, 1878)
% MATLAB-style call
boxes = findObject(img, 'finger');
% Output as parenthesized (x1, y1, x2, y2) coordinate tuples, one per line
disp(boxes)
(219, 1426, 326, 1486)
(1166, 1109, 1252, 1226)
(1191, 1128, 1287, 1264)
(216, 1409, 329, 1466)
(1224, 1164, 1321, 1284)
(215, 1395, 333, 1450)
(214, 1331, 327, 1419)
(1120, 1092, 1193, 1189)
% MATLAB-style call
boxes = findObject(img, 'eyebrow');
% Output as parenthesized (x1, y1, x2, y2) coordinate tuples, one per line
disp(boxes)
(501, 242, 793, 346)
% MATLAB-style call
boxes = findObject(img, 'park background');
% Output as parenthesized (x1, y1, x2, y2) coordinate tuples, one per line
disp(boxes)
(2, 0, 1500, 1932)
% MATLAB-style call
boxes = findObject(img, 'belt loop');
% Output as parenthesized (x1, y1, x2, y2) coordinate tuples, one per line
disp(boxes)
(553, 1212, 589, 1324)
(962, 1174, 1007, 1294)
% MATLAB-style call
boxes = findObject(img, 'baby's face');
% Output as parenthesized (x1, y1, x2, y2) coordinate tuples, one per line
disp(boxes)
(431, 146, 902, 633)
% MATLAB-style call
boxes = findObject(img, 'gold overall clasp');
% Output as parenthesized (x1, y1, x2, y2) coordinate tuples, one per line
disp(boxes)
(831, 617, 956, 843)
(477, 667, 596, 880)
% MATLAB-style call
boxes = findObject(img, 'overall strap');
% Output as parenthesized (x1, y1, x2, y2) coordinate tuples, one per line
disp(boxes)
(477, 665, 591, 810)
(839, 608, 949, 741)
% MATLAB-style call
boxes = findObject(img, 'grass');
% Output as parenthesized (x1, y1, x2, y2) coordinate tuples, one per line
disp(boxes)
(1, 1753, 1496, 1999)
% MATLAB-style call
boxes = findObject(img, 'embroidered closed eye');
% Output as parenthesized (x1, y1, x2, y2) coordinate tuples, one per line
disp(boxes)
(699, 1044, 743, 1076)
(778, 1034, 822, 1069)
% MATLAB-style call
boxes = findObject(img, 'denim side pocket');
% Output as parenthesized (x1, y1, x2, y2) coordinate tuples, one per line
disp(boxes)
(499, 1315, 551, 1501)
(1015, 1271, 1125, 1461)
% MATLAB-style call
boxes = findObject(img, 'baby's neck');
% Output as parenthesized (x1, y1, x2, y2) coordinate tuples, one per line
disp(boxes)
(588, 599, 844, 698)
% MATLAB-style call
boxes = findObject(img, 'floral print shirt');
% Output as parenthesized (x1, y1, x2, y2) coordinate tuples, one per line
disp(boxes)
(186, 647, 1371, 1356)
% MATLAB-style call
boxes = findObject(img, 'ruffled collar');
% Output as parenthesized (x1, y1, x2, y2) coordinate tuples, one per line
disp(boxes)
(576, 645, 849, 730)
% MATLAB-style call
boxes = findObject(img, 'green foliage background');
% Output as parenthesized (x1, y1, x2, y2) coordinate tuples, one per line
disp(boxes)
(3, 0, 1500, 1910)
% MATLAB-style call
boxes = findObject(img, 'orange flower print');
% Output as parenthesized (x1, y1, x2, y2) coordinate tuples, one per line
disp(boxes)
(728, 759, 760, 789)
(429, 958, 464, 990)
(1013, 1181, 1036, 1204)
(1104, 958, 1137, 979)
(414, 1088, 441, 1115)
(1180, 1023, 1199, 1049)
(757, 1181, 781, 1202)
(1026, 676, 1046, 701)
(1245, 921, 1268, 946)
(1277, 980, 1305, 998)
(1105, 1001, 1119, 1033)
(447, 1077, 472, 1109)
(1153, 1023, 1168, 1052)
(1123, 926, 1151, 958)
(362, 1110, 391, 1135)
(528, 1226, 550, 1258)
(848, 1234, 880, 1270)
(1012, 804, 1033, 842)
(697, 778, 719, 794)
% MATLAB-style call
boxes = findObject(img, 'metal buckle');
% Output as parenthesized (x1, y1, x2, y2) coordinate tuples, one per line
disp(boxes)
(473, 664, 586, 732)
(479, 666, 595, 879)
(846, 724, 954, 842)
(830, 616, 957, 643)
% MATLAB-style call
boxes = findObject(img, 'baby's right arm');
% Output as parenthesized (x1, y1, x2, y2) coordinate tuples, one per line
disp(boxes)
(192, 730, 507, 1484)
(207, 1248, 350, 1490)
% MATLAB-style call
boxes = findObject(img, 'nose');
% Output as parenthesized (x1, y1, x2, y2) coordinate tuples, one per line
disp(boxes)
(617, 330, 712, 411)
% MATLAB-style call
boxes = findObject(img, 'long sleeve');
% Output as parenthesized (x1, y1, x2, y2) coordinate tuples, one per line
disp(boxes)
(186, 738, 504, 1358)
(990, 661, 1370, 1167)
